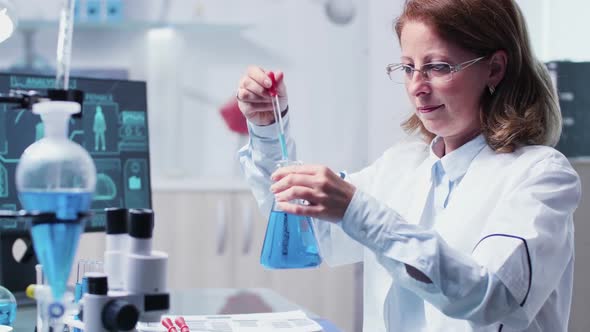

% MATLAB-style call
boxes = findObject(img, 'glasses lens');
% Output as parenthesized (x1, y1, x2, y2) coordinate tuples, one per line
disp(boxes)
(387, 65, 409, 84)
(424, 63, 453, 83)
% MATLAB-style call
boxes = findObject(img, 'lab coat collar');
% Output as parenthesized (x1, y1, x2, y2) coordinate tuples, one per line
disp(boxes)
(429, 134, 487, 182)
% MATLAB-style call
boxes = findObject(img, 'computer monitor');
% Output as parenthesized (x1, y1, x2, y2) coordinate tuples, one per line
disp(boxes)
(0, 73, 152, 295)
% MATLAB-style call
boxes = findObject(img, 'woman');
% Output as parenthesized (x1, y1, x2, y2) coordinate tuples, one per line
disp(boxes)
(236, 0, 581, 331)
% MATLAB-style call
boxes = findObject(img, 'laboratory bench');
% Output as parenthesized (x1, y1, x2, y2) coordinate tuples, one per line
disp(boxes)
(12, 288, 342, 331)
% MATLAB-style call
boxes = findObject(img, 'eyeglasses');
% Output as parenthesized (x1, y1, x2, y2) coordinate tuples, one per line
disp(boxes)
(385, 56, 486, 84)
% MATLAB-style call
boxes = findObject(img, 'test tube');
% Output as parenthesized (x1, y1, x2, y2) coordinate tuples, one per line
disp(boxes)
(74, 259, 86, 303)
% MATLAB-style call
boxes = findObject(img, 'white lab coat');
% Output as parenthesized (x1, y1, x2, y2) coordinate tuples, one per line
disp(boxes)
(238, 116, 581, 332)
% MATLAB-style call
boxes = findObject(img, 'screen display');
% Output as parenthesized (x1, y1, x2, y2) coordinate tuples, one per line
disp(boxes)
(0, 73, 152, 233)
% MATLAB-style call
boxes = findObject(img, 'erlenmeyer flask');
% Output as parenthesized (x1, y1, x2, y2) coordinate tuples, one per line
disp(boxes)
(260, 160, 322, 269)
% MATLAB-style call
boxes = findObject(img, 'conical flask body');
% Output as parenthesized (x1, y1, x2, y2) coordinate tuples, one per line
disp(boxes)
(21, 191, 92, 300)
(260, 202, 322, 269)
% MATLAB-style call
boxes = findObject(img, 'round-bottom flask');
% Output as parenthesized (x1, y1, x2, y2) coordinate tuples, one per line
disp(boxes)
(0, 286, 16, 326)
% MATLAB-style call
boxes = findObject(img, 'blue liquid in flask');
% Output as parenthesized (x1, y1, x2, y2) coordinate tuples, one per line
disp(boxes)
(19, 191, 93, 300)
(260, 205, 321, 269)
(0, 301, 16, 326)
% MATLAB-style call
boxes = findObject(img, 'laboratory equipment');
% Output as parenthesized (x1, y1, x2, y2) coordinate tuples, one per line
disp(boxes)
(17, 100, 96, 300)
(260, 160, 322, 269)
(26, 259, 77, 332)
(83, 272, 139, 331)
(267, 72, 289, 160)
(70, 208, 170, 331)
(55, 0, 76, 90)
(161, 317, 177, 332)
(11, 1, 89, 317)
(74, 259, 103, 332)
(0, 86, 88, 330)
(0, 73, 152, 299)
(16, 100, 95, 332)
(259, 73, 322, 269)
(104, 207, 128, 291)
(174, 316, 189, 332)
(0, 286, 16, 326)
(75, 260, 93, 304)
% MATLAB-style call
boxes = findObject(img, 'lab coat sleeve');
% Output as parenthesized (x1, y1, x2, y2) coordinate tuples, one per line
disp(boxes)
(317, 141, 427, 266)
(340, 158, 581, 328)
(238, 115, 297, 217)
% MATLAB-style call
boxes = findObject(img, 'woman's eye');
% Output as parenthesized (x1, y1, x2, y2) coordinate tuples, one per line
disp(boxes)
(402, 66, 414, 74)
(427, 64, 450, 72)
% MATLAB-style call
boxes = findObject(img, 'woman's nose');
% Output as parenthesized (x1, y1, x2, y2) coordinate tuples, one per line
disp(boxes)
(406, 71, 431, 97)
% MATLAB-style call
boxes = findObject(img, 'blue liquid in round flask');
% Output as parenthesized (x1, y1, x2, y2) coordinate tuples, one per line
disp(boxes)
(260, 160, 322, 269)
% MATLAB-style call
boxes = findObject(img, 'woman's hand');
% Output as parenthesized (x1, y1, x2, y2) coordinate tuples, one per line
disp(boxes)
(270, 164, 356, 222)
(237, 66, 288, 126)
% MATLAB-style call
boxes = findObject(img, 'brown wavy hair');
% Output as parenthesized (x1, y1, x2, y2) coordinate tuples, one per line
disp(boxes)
(395, 0, 561, 152)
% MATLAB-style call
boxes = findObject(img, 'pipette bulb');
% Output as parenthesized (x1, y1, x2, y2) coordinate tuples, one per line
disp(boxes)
(268, 72, 278, 97)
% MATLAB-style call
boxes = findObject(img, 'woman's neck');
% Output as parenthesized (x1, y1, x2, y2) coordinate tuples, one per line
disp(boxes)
(440, 129, 481, 156)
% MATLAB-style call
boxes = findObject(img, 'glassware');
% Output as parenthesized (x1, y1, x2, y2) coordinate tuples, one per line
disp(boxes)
(15, 101, 96, 332)
(260, 160, 322, 269)
(0, 286, 16, 326)
(16, 101, 96, 302)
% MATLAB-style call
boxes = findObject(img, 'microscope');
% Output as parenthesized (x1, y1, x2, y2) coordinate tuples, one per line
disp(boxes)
(73, 208, 169, 331)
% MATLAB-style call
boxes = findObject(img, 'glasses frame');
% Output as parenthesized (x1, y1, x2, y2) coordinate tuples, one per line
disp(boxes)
(385, 56, 487, 84)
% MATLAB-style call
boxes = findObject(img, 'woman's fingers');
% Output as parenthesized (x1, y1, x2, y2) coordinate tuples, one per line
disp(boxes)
(242, 103, 273, 115)
(238, 78, 268, 100)
(271, 165, 328, 182)
(274, 185, 328, 204)
(237, 65, 289, 126)
(246, 65, 273, 89)
(271, 173, 317, 194)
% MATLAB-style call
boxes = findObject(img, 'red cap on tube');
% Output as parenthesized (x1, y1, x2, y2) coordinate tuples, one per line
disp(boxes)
(162, 317, 178, 332)
(267, 72, 278, 97)
(175, 316, 190, 332)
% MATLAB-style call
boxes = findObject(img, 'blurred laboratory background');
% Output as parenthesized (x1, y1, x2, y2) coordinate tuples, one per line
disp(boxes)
(0, 0, 589, 331)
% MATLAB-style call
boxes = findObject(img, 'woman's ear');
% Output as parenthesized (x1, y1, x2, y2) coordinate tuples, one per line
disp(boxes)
(488, 50, 507, 89)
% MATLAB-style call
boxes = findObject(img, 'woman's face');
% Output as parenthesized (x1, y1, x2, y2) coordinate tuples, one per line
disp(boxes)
(400, 20, 488, 141)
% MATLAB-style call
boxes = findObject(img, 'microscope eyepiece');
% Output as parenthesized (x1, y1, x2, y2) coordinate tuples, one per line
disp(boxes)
(105, 207, 128, 235)
(128, 209, 154, 239)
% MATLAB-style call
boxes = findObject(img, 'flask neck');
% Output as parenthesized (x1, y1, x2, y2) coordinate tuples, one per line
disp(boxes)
(32, 101, 80, 139)
(41, 113, 69, 138)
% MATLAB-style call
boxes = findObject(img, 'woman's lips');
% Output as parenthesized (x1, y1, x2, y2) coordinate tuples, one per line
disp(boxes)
(418, 105, 444, 113)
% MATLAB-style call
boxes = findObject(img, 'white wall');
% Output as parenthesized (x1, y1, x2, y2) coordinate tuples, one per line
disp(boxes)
(517, 0, 590, 62)
(366, 0, 408, 162)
